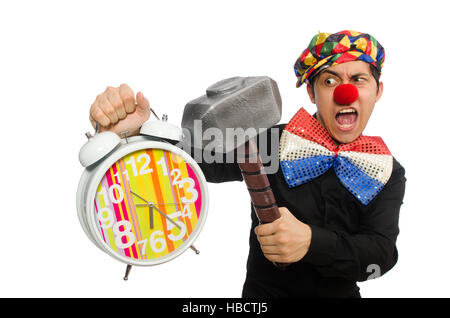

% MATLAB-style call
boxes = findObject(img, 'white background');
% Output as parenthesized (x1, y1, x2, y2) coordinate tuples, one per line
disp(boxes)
(1, 0, 449, 298)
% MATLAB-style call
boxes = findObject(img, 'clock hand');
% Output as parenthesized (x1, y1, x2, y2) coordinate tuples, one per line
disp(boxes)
(152, 204, 181, 230)
(130, 190, 149, 203)
(130, 190, 181, 230)
(135, 203, 180, 207)
(130, 191, 154, 230)
(149, 206, 154, 230)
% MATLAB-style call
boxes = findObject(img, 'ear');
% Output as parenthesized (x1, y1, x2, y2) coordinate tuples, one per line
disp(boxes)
(306, 82, 316, 104)
(375, 81, 384, 103)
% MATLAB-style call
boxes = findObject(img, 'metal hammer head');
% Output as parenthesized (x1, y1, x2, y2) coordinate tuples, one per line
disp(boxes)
(181, 76, 282, 153)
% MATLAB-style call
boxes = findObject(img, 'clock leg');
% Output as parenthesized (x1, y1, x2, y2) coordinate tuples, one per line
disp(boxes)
(123, 264, 132, 281)
(190, 245, 200, 255)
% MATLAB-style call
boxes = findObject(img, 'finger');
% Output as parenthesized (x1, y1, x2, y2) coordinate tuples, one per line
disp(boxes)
(89, 100, 111, 128)
(260, 245, 280, 255)
(106, 88, 126, 120)
(89, 95, 99, 129)
(98, 94, 119, 124)
(262, 253, 280, 263)
(89, 113, 96, 129)
(136, 91, 150, 115)
(254, 222, 277, 237)
(119, 84, 136, 113)
(256, 234, 277, 247)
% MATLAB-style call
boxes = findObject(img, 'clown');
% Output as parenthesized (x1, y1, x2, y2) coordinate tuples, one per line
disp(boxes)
(88, 30, 406, 297)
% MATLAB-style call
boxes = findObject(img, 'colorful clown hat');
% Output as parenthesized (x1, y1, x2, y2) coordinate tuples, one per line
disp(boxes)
(294, 30, 385, 87)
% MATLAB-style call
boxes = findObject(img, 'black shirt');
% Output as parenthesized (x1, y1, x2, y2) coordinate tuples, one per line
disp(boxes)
(197, 123, 406, 298)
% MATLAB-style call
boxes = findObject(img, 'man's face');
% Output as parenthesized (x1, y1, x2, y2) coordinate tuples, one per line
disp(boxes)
(306, 60, 383, 144)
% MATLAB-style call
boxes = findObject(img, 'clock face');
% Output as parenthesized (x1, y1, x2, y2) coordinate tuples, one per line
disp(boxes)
(93, 148, 204, 262)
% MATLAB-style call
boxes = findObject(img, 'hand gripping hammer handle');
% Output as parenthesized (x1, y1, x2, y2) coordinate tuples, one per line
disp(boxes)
(238, 138, 290, 269)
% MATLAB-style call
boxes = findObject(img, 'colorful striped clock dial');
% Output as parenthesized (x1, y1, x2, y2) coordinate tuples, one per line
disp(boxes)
(93, 148, 203, 261)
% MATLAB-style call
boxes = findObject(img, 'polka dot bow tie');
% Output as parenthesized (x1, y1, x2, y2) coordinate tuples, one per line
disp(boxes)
(279, 108, 393, 205)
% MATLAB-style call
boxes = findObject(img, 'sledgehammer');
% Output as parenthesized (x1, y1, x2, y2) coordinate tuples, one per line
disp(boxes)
(181, 76, 282, 224)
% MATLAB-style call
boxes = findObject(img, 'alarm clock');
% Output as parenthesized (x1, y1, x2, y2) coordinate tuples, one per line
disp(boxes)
(76, 114, 209, 280)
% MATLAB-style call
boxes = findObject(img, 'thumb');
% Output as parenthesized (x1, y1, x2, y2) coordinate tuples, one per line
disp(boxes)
(278, 207, 290, 216)
(136, 91, 150, 116)
(278, 207, 292, 220)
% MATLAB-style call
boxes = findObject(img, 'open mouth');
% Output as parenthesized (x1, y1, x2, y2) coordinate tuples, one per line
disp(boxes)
(335, 108, 358, 131)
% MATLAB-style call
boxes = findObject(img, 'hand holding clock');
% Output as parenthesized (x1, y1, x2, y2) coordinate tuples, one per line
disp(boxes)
(89, 84, 151, 136)
(254, 207, 312, 264)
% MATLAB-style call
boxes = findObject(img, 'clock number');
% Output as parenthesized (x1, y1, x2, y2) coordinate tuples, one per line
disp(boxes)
(156, 157, 168, 176)
(109, 184, 124, 204)
(166, 212, 187, 241)
(171, 169, 198, 204)
(179, 178, 198, 204)
(96, 184, 124, 206)
(137, 216, 187, 254)
(114, 170, 129, 182)
(149, 231, 166, 253)
(134, 211, 191, 255)
(137, 239, 148, 256)
(98, 207, 114, 229)
(125, 157, 138, 177)
(113, 220, 135, 249)
(125, 154, 153, 177)
(96, 186, 110, 206)
(137, 154, 153, 175)
(181, 205, 193, 219)
(171, 168, 181, 184)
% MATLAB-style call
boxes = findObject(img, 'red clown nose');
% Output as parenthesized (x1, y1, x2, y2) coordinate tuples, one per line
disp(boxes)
(333, 84, 359, 105)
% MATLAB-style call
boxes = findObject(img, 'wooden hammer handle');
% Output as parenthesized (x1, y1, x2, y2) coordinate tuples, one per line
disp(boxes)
(237, 138, 280, 224)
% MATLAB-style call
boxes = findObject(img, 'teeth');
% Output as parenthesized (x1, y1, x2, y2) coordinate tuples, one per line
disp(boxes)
(338, 109, 356, 114)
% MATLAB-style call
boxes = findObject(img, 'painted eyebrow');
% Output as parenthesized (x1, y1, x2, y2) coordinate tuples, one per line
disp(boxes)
(321, 70, 370, 80)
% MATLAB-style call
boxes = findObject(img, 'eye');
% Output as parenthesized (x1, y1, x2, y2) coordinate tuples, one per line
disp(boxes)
(354, 77, 367, 83)
(324, 77, 337, 85)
